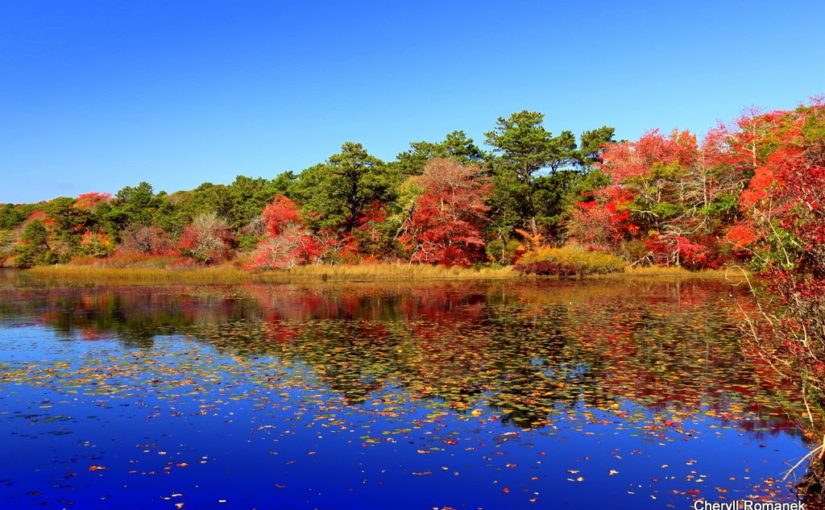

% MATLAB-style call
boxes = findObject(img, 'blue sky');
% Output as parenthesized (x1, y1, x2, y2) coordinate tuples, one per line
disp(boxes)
(1, 0, 823, 203)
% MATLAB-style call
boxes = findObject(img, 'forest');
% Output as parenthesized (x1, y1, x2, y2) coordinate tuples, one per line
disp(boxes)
(1, 100, 822, 284)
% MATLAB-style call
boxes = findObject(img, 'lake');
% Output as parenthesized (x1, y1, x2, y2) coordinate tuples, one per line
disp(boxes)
(0, 277, 810, 509)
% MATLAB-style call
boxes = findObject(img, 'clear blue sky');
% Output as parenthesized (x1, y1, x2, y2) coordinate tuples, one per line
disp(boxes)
(2, 0, 823, 203)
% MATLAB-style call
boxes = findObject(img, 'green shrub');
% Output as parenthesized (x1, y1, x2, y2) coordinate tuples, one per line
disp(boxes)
(486, 238, 522, 265)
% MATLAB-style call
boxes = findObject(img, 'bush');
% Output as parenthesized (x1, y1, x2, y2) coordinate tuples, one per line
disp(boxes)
(177, 212, 237, 265)
(13, 220, 56, 268)
(485, 238, 523, 265)
(515, 244, 626, 276)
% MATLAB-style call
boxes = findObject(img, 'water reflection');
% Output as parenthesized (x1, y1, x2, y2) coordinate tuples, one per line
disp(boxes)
(0, 278, 811, 508)
(0, 280, 798, 431)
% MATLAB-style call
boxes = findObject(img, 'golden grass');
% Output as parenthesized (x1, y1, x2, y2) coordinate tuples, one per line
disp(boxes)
(284, 263, 518, 280)
(598, 265, 752, 281)
(24, 263, 520, 285)
(21, 261, 750, 286)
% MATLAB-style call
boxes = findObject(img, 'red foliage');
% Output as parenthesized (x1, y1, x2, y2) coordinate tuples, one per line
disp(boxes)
(731, 104, 825, 264)
(673, 236, 710, 269)
(26, 210, 55, 228)
(567, 186, 637, 250)
(353, 202, 390, 256)
(728, 107, 790, 171)
(726, 105, 825, 393)
(513, 260, 577, 276)
(399, 158, 493, 266)
(332, 202, 393, 261)
(592, 121, 764, 269)
(177, 213, 236, 264)
(121, 226, 174, 255)
(79, 231, 114, 257)
(644, 235, 719, 269)
(75, 192, 113, 210)
(248, 195, 325, 269)
(699, 124, 733, 169)
(262, 195, 303, 236)
(247, 226, 325, 269)
(723, 223, 759, 252)
(600, 129, 697, 183)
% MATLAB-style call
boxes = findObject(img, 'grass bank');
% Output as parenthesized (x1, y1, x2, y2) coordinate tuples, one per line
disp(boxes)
(600, 265, 751, 281)
(17, 262, 752, 286)
(22, 263, 521, 285)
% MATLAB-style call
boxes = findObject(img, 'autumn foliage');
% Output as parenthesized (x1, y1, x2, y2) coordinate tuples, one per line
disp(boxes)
(74, 192, 112, 210)
(1, 100, 822, 276)
(177, 212, 237, 264)
(399, 159, 493, 266)
(248, 195, 324, 270)
(562, 104, 824, 271)
(121, 226, 174, 256)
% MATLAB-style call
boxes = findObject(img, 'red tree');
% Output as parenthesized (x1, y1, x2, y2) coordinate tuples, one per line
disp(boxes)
(262, 195, 303, 236)
(121, 225, 174, 255)
(730, 102, 825, 275)
(590, 126, 749, 268)
(177, 212, 237, 264)
(567, 185, 637, 251)
(399, 158, 493, 266)
(600, 129, 697, 184)
(248, 195, 324, 269)
(75, 192, 113, 210)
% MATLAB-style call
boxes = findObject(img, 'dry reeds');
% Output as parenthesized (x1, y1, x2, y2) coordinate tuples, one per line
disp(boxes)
(25, 263, 520, 285)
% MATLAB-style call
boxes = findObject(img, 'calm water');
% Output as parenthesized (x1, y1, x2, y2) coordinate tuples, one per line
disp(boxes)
(0, 277, 810, 509)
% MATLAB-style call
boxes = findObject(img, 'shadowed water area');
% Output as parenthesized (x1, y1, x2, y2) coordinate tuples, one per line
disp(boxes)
(0, 275, 812, 509)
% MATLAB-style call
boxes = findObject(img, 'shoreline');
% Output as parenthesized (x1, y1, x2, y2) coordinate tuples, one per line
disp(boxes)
(5, 263, 751, 286)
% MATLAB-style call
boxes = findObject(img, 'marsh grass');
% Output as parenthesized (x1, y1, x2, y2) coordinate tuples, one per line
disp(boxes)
(24, 263, 521, 285)
(603, 265, 750, 281)
(20, 260, 747, 286)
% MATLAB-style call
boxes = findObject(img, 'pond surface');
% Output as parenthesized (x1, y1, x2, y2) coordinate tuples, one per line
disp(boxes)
(0, 277, 810, 509)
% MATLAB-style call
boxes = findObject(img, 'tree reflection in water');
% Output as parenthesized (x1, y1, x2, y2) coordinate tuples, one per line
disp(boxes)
(0, 280, 800, 433)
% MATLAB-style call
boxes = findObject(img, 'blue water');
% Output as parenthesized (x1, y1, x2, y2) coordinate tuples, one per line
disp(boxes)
(0, 281, 811, 508)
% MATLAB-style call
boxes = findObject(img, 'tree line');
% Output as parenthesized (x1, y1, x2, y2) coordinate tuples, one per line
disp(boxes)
(0, 110, 616, 268)
(0, 101, 822, 281)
